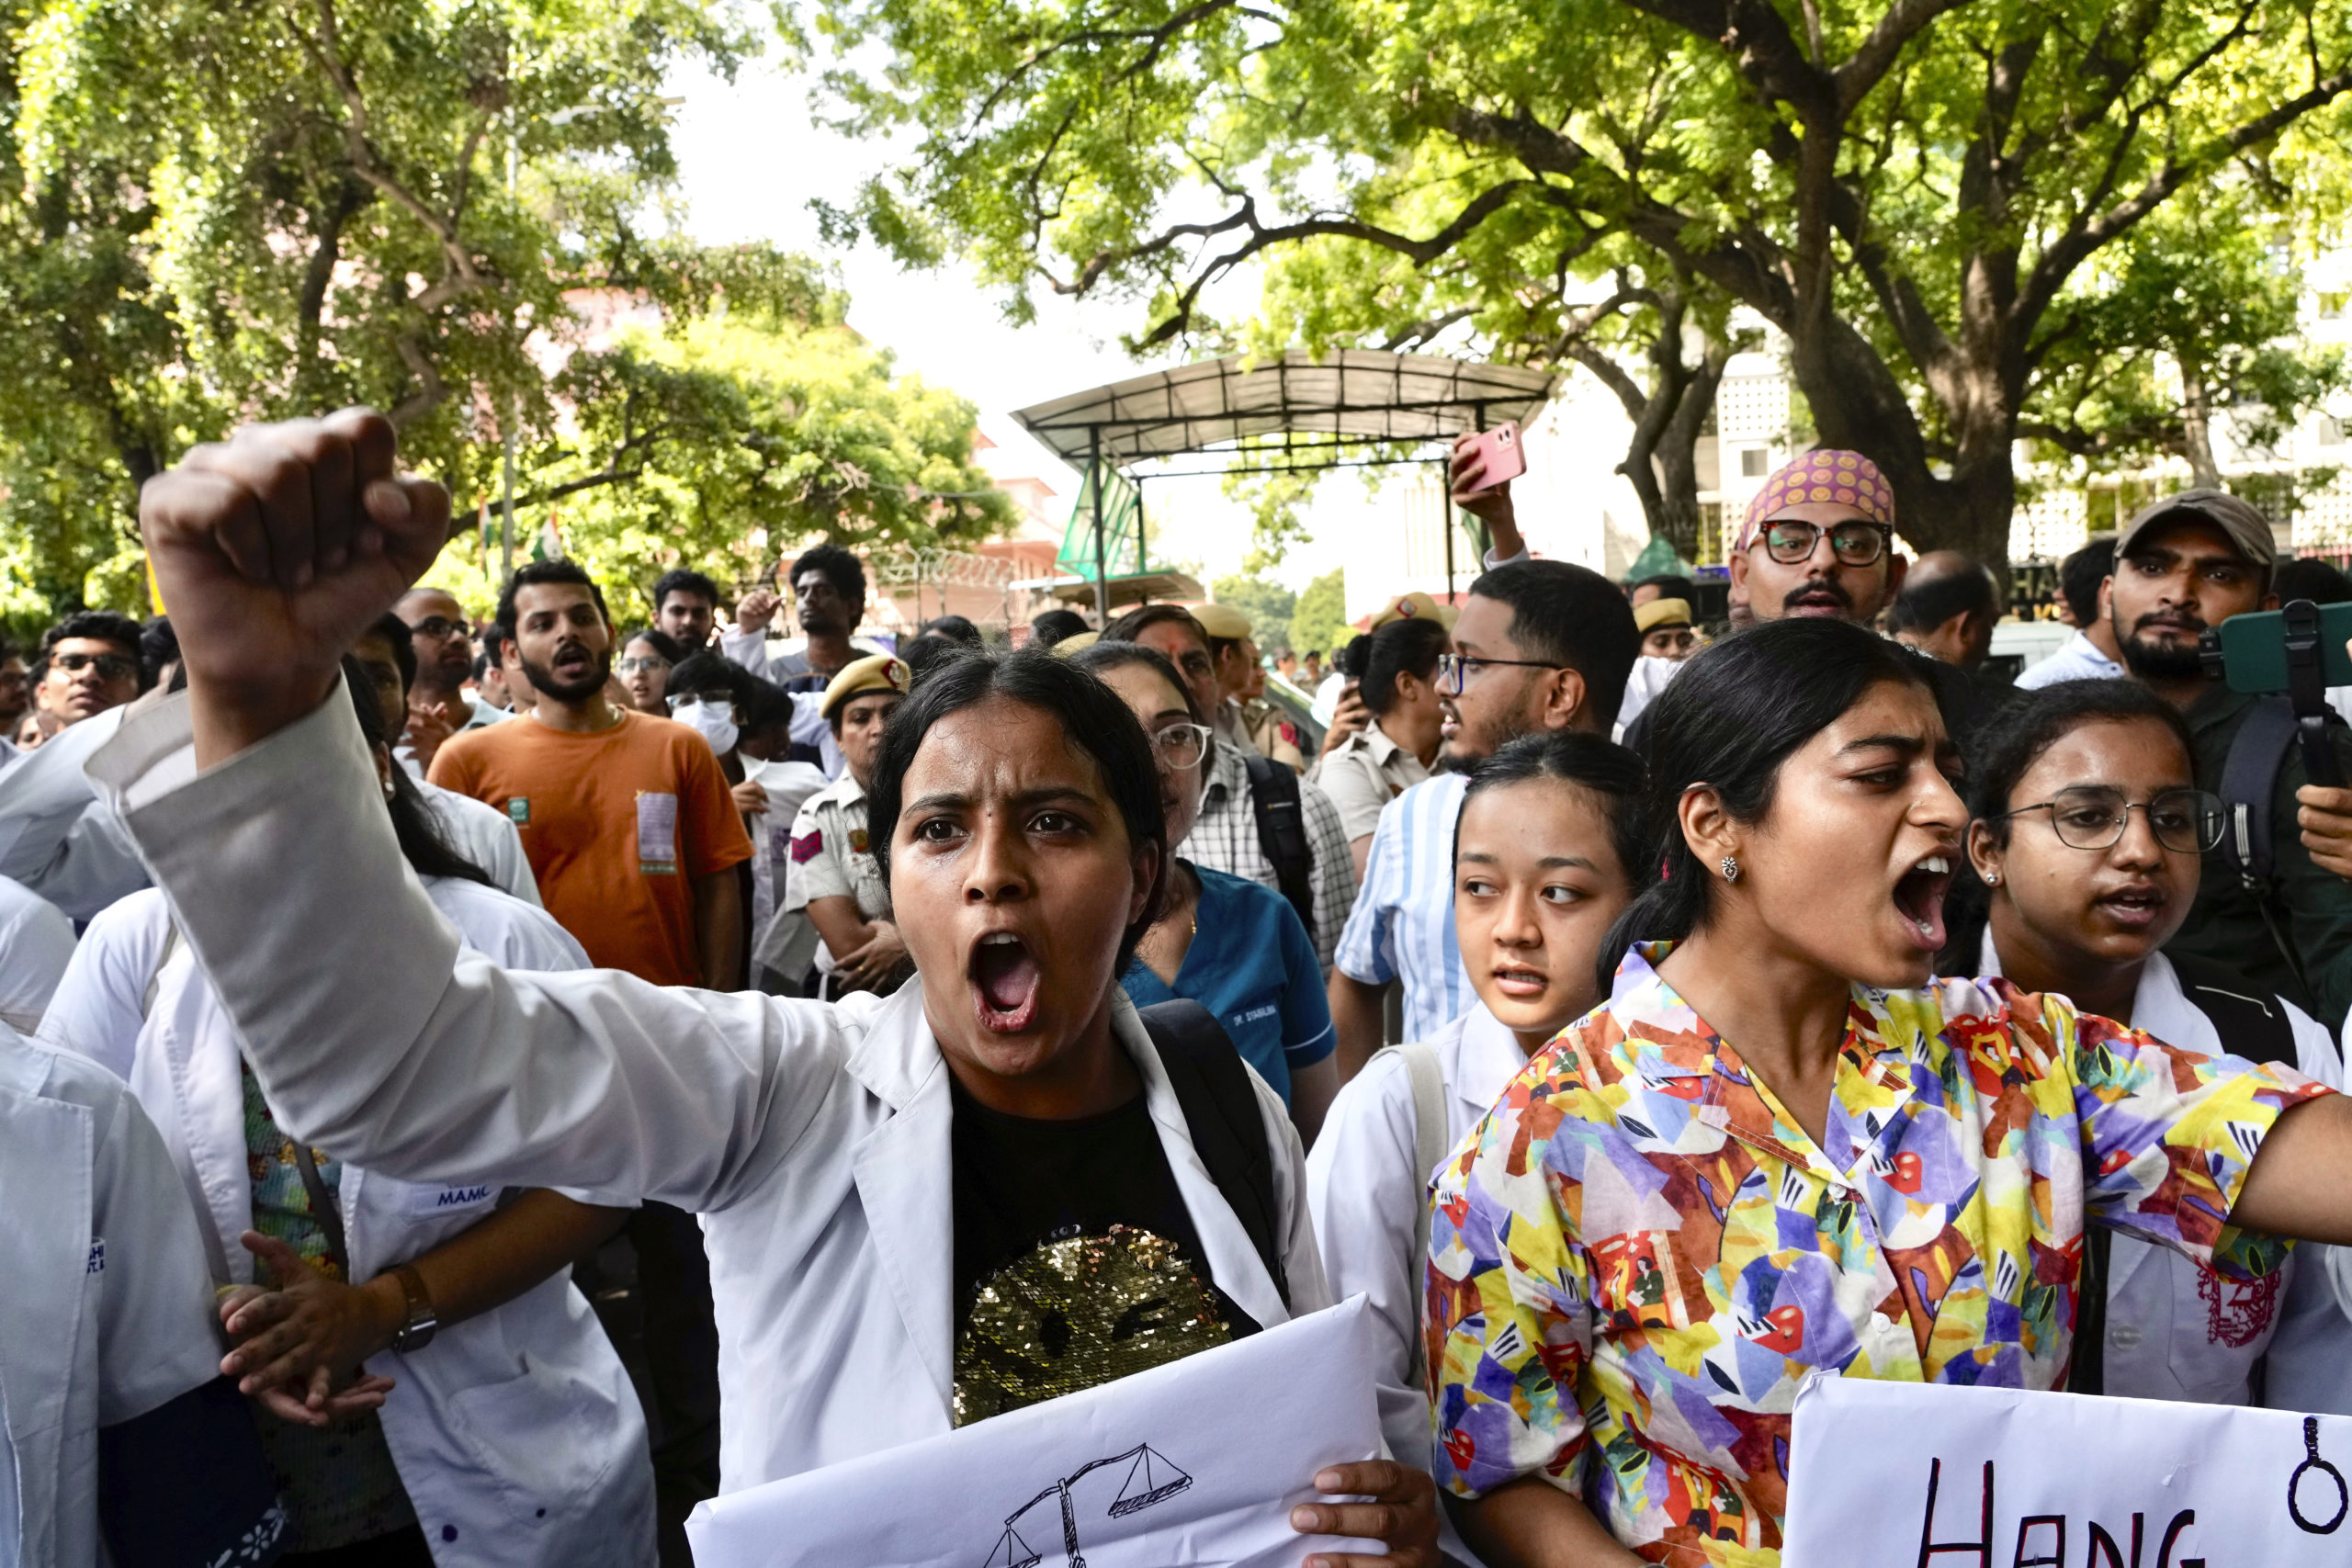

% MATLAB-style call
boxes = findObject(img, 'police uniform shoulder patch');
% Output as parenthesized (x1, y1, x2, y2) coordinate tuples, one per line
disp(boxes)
(790, 829, 823, 864)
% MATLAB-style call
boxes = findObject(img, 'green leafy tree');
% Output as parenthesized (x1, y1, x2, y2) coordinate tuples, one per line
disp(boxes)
(490, 309, 1014, 615)
(2022, 203, 2347, 489)
(811, 0, 2352, 560)
(1288, 567, 1350, 659)
(1209, 573, 1297, 655)
(0, 0, 833, 624)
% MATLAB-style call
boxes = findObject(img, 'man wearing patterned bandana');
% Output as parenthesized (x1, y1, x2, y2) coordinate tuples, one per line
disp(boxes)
(1704, 449, 1991, 748)
(1730, 449, 1905, 626)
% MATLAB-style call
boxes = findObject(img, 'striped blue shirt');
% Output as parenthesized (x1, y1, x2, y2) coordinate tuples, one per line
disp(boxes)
(1333, 772, 1473, 1041)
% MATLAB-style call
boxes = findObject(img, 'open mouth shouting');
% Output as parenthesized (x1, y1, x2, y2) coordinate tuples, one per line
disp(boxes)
(1892, 853, 1953, 951)
(970, 930, 1043, 1034)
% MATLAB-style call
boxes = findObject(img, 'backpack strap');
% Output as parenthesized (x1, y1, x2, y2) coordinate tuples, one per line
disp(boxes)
(1136, 998, 1290, 1310)
(1241, 751, 1317, 939)
(2167, 951, 2301, 1067)
(1377, 1041, 1447, 1387)
(2217, 695, 2312, 998)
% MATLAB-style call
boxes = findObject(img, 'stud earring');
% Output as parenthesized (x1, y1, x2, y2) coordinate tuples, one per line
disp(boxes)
(1984, 871, 2001, 886)
(1720, 855, 1740, 883)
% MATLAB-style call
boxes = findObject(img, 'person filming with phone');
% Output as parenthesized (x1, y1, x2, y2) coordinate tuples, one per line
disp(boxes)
(2101, 491, 2352, 1025)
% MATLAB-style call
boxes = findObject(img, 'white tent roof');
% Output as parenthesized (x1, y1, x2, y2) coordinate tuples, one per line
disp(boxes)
(1011, 350, 1556, 469)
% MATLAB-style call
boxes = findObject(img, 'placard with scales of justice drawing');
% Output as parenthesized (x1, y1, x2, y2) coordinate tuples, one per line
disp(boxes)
(685, 1296, 1384, 1568)
(1781, 1375, 2351, 1565)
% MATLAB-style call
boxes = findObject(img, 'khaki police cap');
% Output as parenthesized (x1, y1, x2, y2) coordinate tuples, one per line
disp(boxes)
(1369, 591, 1459, 631)
(1190, 602, 1254, 641)
(1048, 630, 1102, 657)
(820, 654, 910, 721)
(1634, 598, 1693, 634)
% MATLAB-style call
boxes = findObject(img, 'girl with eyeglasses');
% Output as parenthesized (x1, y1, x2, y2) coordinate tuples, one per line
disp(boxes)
(616, 627, 683, 717)
(1945, 679, 2352, 1415)
(1072, 641, 1340, 1143)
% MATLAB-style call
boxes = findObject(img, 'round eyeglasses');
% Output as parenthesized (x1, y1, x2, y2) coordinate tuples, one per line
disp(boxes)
(1991, 786, 2225, 854)
(1755, 519, 1894, 567)
(1149, 722, 1214, 771)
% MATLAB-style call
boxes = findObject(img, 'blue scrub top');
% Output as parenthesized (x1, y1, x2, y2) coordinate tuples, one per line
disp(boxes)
(1122, 863, 1335, 1103)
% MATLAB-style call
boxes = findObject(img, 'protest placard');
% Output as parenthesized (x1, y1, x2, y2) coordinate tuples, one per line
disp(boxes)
(684, 1295, 1384, 1568)
(1782, 1375, 2349, 1566)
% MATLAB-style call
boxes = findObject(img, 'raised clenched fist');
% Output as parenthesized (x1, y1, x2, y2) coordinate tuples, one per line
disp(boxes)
(736, 587, 782, 634)
(140, 410, 452, 763)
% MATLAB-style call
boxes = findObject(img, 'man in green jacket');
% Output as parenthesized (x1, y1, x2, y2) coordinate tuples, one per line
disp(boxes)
(2107, 489, 2352, 1023)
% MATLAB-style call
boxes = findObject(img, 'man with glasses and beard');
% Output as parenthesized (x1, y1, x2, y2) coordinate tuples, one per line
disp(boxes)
(425, 559, 752, 1562)
(2102, 490, 2352, 1023)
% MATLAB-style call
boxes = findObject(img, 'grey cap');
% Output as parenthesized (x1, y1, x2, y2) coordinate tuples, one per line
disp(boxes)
(2115, 489, 2277, 570)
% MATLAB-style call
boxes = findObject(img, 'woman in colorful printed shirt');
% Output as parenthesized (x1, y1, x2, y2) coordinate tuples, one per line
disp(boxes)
(1429, 618, 2352, 1568)
(1947, 679, 2352, 1412)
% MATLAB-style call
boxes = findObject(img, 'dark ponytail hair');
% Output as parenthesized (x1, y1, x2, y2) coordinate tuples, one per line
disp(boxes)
(1598, 618, 1935, 990)
(1933, 678, 2197, 976)
(1454, 731, 1648, 893)
(340, 656, 496, 888)
(1361, 617, 1449, 716)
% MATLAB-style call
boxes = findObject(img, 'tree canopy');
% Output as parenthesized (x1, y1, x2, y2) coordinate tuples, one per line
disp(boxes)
(0, 0, 1005, 632)
(812, 0, 2352, 559)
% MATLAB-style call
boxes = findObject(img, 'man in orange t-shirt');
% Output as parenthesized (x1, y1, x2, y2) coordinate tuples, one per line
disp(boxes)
(428, 558, 752, 1561)
(431, 563, 751, 988)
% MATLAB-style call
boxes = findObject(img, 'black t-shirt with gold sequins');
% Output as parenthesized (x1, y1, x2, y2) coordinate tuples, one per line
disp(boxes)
(950, 1077, 1259, 1427)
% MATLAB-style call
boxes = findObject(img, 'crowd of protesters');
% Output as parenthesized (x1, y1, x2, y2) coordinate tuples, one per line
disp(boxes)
(7, 409, 2352, 1568)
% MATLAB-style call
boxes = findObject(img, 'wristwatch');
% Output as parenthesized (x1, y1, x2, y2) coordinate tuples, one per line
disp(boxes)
(387, 1264, 439, 1354)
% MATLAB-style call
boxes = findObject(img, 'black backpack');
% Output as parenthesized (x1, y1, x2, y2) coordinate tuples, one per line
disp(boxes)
(1136, 998, 1290, 1310)
(1240, 751, 1317, 939)
(2071, 953, 2306, 1395)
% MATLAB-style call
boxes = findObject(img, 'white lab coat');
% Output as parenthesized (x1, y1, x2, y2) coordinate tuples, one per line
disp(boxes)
(0, 705, 148, 922)
(0, 1021, 227, 1568)
(1978, 933, 2352, 1409)
(1306, 1005, 1525, 1568)
(0, 874, 75, 1033)
(91, 691, 1333, 1495)
(39, 882, 651, 1568)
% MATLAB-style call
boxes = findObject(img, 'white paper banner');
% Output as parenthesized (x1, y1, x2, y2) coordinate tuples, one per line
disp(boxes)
(686, 1296, 1384, 1568)
(1784, 1375, 2351, 1566)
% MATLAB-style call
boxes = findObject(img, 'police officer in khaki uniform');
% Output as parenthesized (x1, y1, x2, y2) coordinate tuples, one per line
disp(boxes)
(1193, 602, 1308, 773)
(782, 654, 909, 998)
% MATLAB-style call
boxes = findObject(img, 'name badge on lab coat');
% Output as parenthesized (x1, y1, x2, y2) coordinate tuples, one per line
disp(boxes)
(406, 1182, 497, 1217)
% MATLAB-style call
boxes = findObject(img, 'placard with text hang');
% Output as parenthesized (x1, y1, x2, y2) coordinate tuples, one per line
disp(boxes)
(1782, 1376, 2349, 1566)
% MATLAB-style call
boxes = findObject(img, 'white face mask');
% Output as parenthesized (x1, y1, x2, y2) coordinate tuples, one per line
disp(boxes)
(674, 698, 740, 755)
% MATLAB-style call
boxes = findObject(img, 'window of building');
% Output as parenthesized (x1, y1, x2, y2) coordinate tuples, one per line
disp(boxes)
(1740, 446, 1770, 479)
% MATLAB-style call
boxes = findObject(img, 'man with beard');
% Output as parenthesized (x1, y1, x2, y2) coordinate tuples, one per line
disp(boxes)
(723, 544, 872, 685)
(425, 560, 751, 1561)
(428, 562, 751, 987)
(1325, 558, 1640, 1076)
(2102, 491, 2352, 1022)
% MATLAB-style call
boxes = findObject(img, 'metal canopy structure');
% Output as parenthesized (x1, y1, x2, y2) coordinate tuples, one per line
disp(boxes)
(1012, 350, 1558, 619)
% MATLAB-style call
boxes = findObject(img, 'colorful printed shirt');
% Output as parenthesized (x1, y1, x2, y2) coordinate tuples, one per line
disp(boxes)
(1426, 945, 2331, 1568)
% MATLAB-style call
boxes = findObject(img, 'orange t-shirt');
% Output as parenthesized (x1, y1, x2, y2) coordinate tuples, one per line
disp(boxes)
(428, 710, 753, 986)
